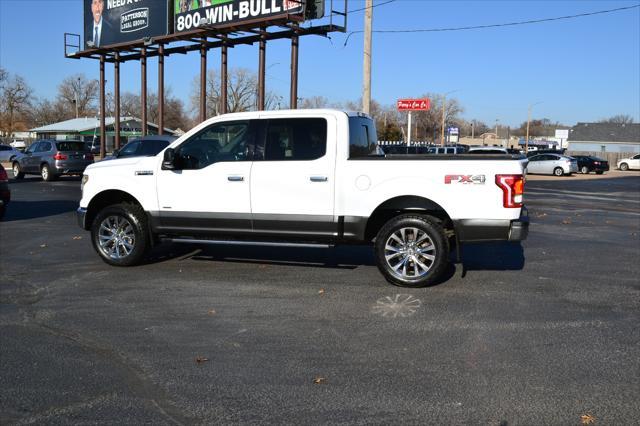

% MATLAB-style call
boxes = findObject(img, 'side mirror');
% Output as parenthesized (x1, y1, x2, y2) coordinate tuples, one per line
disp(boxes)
(162, 148, 176, 170)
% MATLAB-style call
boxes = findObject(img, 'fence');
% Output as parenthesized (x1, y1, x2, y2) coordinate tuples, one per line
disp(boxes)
(566, 151, 636, 165)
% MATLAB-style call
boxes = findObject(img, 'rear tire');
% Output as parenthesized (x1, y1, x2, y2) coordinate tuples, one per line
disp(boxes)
(553, 167, 564, 176)
(374, 214, 449, 288)
(580, 166, 589, 174)
(620, 163, 629, 171)
(595, 171, 604, 175)
(90, 203, 150, 266)
(12, 162, 24, 179)
(41, 164, 56, 181)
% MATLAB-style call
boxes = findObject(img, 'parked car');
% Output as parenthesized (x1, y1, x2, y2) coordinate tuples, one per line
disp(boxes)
(0, 144, 21, 163)
(468, 146, 509, 154)
(12, 140, 94, 181)
(572, 155, 609, 174)
(617, 154, 640, 171)
(0, 164, 10, 220)
(102, 135, 177, 161)
(10, 139, 26, 150)
(526, 154, 578, 176)
(77, 109, 528, 288)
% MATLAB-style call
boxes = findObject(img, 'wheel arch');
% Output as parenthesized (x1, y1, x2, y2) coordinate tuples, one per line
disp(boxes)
(85, 189, 144, 231)
(364, 195, 453, 242)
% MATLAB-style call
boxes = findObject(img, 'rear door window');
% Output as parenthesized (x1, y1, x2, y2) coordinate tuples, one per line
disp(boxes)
(263, 118, 327, 161)
(35, 142, 52, 152)
(349, 116, 378, 158)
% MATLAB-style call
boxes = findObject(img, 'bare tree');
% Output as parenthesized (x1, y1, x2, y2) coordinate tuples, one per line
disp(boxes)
(300, 96, 330, 109)
(56, 74, 99, 118)
(0, 73, 33, 136)
(409, 93, 464, 142)
(30, 98, 68, 127)
(599, 114, 635, 124)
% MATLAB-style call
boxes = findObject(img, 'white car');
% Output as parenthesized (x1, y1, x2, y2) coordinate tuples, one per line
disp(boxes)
(617, 154, 640, 171)
(526, 154, 578, 176)
(77, 109, 529, 287)
(9, 140, 26, 150)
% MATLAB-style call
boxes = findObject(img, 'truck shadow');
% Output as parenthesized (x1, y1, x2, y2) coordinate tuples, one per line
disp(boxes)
(146, 241, 525, 277)
(2, 200, 78, 221)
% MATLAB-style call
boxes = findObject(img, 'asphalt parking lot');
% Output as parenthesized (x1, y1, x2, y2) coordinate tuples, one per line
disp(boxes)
(1, 171, 639, 425)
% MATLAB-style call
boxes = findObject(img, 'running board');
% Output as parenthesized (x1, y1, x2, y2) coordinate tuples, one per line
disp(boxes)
(165, 238, 334, 249)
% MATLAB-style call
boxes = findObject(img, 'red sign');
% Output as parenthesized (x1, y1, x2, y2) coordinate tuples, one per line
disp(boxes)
(397, 99, 431, 111)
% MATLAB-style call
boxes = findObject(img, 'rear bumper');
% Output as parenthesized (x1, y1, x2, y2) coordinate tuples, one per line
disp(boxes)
(454, 207, 529, 242)
(77, 207, 88, 230)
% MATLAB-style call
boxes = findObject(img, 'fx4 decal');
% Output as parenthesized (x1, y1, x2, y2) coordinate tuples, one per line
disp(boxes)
(444, 174, 486, 184)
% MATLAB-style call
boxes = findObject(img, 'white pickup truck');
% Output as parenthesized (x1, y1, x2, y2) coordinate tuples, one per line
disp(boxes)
(77, 109, 528, 287)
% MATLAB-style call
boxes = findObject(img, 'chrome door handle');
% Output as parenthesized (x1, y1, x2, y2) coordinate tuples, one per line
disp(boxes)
(227, 175, 244, 181)
(310, 176, 328, 182)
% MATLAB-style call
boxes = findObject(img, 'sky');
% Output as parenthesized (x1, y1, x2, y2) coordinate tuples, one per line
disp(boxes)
(0, 0, 639, 127)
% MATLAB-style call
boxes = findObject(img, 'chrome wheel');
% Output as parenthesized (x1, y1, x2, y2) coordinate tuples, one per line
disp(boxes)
(97, 215, 136, 259)
(384, 227, 436, 280)
(13, 164, 20, 176)
(41, 165, 48, 180)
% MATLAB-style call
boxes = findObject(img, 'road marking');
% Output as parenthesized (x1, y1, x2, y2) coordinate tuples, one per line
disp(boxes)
(371, 294, 422, 318)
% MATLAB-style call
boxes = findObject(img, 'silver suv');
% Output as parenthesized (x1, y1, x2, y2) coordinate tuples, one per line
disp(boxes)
(12, 140, 94, 181)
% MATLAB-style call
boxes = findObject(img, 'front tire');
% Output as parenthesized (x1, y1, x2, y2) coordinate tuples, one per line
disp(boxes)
(91, 203, 150, 266)
(580, 166, 589, 174)
(12, 162, 24, 179)
(620, 163, 629, 171)
(553, 167, 564, 176)
(374, 214, 449, 288)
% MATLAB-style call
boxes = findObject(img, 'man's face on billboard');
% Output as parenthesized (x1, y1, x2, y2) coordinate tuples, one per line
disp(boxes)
(91, 0, 104, 24)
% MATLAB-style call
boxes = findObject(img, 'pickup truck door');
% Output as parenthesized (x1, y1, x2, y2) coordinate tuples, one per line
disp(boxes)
(250, 116, 337, 237)
(155, 120, 256, 234)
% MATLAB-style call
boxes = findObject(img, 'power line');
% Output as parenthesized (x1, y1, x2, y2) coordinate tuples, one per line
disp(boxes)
(343, 4, 640, 46)
(348, 0, 397, 14)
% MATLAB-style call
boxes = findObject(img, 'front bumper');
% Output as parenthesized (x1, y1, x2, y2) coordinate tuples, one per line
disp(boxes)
(454, 207, 529, 242)
(77, 207, 88, 230)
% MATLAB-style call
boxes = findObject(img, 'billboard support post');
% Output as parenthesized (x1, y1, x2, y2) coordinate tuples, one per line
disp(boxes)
(141, 48, 147, 136)
(158, 43, 165, 135)
(290, 25, 299, 109)
(114, 52, 121, 150)
(258, 34, 266, 111)
(407, 112, 412, 147)
(99, 54, 106, 158)
(200, 39, 207, 122)
(221, 42, 228, 114)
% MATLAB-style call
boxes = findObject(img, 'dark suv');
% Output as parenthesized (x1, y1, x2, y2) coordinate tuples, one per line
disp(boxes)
(12, 140, 94, 181)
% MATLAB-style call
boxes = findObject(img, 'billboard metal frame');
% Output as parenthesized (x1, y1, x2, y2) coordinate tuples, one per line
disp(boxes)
(64, 0, 348, 157)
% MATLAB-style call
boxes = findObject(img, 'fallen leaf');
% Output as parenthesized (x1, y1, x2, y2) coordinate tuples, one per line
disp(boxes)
(318, 289, 325, 295)
(561, 219, 571, 225)
(40, 244, 47, 248)
(574, 213, 582, 217)
(72, 236, 82, 240)
(195, 356, 209, 364)
(605, 220, 612, 224)
(207, 309, 216, 316)
(534, 212, 547, 218)
(313, 377, 326, 384)
(580, 413, 596, 425)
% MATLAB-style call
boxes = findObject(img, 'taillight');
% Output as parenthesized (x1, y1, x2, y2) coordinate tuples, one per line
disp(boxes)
(0, 168, 8, 182)
(594, 161, 600, 165)
(85, 153, 94, 161)
(495, 174, 524, 208)
(53, 153, 68, 160)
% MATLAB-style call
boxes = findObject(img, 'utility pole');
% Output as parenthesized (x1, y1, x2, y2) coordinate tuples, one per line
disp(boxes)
(525, 106, 531, 153)
(362, 0, 372, 114)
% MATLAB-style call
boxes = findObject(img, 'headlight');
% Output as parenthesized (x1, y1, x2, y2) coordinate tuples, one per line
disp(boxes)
(81, 174, 89, 191)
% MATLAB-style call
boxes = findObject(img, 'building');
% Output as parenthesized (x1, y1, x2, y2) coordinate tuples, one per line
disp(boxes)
(568, 122, 640, 153)
(30, 117, 175, 152)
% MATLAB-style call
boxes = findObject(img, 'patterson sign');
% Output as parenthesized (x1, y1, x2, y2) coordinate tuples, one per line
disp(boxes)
(397, 99, 431, 111)
(84, 0, 171, 49)
(175, 0, 305, 33)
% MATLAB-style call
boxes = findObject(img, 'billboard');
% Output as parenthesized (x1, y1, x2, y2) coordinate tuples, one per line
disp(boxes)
(174, 0, 305, 33)
(84, 0, 171, 49)
(397, 99, 430, 111)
